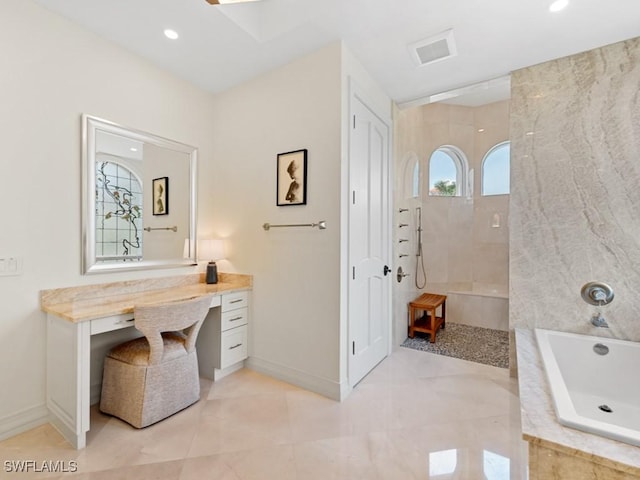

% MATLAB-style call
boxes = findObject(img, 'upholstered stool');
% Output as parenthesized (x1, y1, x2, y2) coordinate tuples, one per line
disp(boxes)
(100, 295, 212, 428)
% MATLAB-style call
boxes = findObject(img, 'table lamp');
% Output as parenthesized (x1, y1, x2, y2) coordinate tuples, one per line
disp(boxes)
(199, 239, 225, 284)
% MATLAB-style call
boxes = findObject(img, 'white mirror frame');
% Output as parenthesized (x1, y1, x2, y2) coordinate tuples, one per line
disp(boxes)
(82, 114, 198, 274)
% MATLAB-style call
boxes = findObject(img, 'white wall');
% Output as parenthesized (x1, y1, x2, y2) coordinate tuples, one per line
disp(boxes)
(206, 42, 391, 399)
(142, 144, 190, 261)
(0, 0, 215, 438)
(208, 43, 345, 398)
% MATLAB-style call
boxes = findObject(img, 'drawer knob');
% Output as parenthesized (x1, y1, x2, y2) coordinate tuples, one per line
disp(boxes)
(116, 319, 135, 325)
(229, 343, 243, 350)
(229, 316, 243, 322)
(229, 299, 243, 304)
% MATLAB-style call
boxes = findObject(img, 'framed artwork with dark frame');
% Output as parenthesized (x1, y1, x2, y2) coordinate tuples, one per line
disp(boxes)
(277, 149, 307, 206)
(152, 177, 169, 215)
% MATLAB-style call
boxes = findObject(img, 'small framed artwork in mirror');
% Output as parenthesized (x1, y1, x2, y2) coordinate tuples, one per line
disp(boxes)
(153, 177, 169, 215)
(277, 149, 307, 206)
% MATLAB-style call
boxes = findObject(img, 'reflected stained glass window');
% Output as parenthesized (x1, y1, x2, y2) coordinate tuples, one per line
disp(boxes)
(95, 161, 143, 261)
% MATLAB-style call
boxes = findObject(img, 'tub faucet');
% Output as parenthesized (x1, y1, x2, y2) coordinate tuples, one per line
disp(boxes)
(581, 282, 614, 328)
(591, 312, 609, 328)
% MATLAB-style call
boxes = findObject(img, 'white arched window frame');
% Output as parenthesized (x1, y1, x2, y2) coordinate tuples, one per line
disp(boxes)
(428, 145, 469, 197)
(401, 151, 421, 199)
(481, 141, 510, 196)
(412, 159, 420, 198)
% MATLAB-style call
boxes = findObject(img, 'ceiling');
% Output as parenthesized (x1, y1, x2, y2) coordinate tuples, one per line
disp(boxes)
(32, 0, 640, 107)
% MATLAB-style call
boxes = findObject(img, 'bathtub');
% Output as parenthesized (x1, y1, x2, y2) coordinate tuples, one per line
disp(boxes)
(446, 284, 508, 331)
(535, 328, 640, 447)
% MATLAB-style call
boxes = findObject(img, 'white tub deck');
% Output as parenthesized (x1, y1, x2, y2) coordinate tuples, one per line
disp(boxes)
(535, 328, 640, 447)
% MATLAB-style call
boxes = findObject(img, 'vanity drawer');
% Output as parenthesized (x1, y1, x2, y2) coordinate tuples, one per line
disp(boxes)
(220, 325, 247, 369)
(91, 314, 135, 335)
(221, 291, 248, 312)
(221, 307, 248, 331)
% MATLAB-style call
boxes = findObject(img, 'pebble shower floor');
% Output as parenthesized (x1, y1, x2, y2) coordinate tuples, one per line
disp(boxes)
(401, 322, 509, 369)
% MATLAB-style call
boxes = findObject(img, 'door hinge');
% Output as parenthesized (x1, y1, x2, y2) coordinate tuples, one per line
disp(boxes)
(352, 341, 355, 355)
(352, 190, 356, 204)
(352, 266, 356, 280)
(353, 115, 356, 129)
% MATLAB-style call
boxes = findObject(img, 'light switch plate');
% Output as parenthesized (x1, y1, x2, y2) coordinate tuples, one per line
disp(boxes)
(0, 256, 23, 276)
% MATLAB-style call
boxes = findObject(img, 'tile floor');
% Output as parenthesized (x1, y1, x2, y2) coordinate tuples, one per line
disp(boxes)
(0, 348, 527, 479)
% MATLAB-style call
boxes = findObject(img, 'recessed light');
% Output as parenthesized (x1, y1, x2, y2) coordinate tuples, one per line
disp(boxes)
(163, 29, 179, 40)
(130, 147, 138, 152)
(549, 0, 569, 12)
(478, 128, 485, 133)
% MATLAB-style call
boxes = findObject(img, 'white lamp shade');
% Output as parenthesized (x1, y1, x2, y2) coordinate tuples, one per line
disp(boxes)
(198, 239, 225, 261)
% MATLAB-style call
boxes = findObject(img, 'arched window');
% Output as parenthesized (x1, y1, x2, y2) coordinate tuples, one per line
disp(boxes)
(401, 152, 421, 199)
(481, 142, 510, 196)
(95, 161, 144, 261)
(428, 146, 468, 197)
(412, 158, 420, 198)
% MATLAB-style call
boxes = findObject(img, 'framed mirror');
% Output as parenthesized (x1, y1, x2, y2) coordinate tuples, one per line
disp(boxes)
(82, 114, 198, 274)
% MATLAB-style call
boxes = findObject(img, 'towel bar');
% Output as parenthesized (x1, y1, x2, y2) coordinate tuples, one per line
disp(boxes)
(143, 226, 177, 232)
(262, 221, 326, 231)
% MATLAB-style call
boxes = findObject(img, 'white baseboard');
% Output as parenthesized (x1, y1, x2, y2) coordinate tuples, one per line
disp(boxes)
(213, 361, 244, 381)
(245, 357, 345, 401)
(0, 404, 50, 442)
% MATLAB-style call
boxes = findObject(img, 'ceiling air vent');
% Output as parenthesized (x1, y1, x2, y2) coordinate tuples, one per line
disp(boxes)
(409, 29, 457, 67)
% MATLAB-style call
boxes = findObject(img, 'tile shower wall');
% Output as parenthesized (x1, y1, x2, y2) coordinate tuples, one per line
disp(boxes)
(510, 37, 640, 341)
(393, 100, 510, 344)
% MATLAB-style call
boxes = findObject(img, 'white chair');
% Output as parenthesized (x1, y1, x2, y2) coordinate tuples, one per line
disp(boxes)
(99, 295, 212, 428)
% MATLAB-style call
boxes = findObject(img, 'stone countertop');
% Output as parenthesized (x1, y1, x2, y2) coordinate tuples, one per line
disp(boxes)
(515, 328, 640, 475)
(40, 273, 252, 323)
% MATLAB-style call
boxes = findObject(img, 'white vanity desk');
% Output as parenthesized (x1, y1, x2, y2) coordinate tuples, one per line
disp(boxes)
(40, 273, 252, 449)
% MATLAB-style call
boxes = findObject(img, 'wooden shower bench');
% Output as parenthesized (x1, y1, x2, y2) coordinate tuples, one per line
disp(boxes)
(408, 293, 447, 343)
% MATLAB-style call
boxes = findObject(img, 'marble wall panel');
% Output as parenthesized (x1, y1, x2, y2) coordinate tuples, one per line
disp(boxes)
(448, 104, 475, 125)
(445, 291, 509, 331)
(421, 102, 451, 125)
(423, 239, 450, 283)
(473, 243, 509, 286)
(510, 37, 640, 340)
(528, 443, 640, 479)
(475, 100, 510, 128)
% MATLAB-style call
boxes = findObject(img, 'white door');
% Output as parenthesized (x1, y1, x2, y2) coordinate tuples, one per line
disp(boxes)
(348, 89, 391, 386)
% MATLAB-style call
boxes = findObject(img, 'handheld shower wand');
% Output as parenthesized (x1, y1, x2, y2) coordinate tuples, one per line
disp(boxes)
(415, 207, 426, 289)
